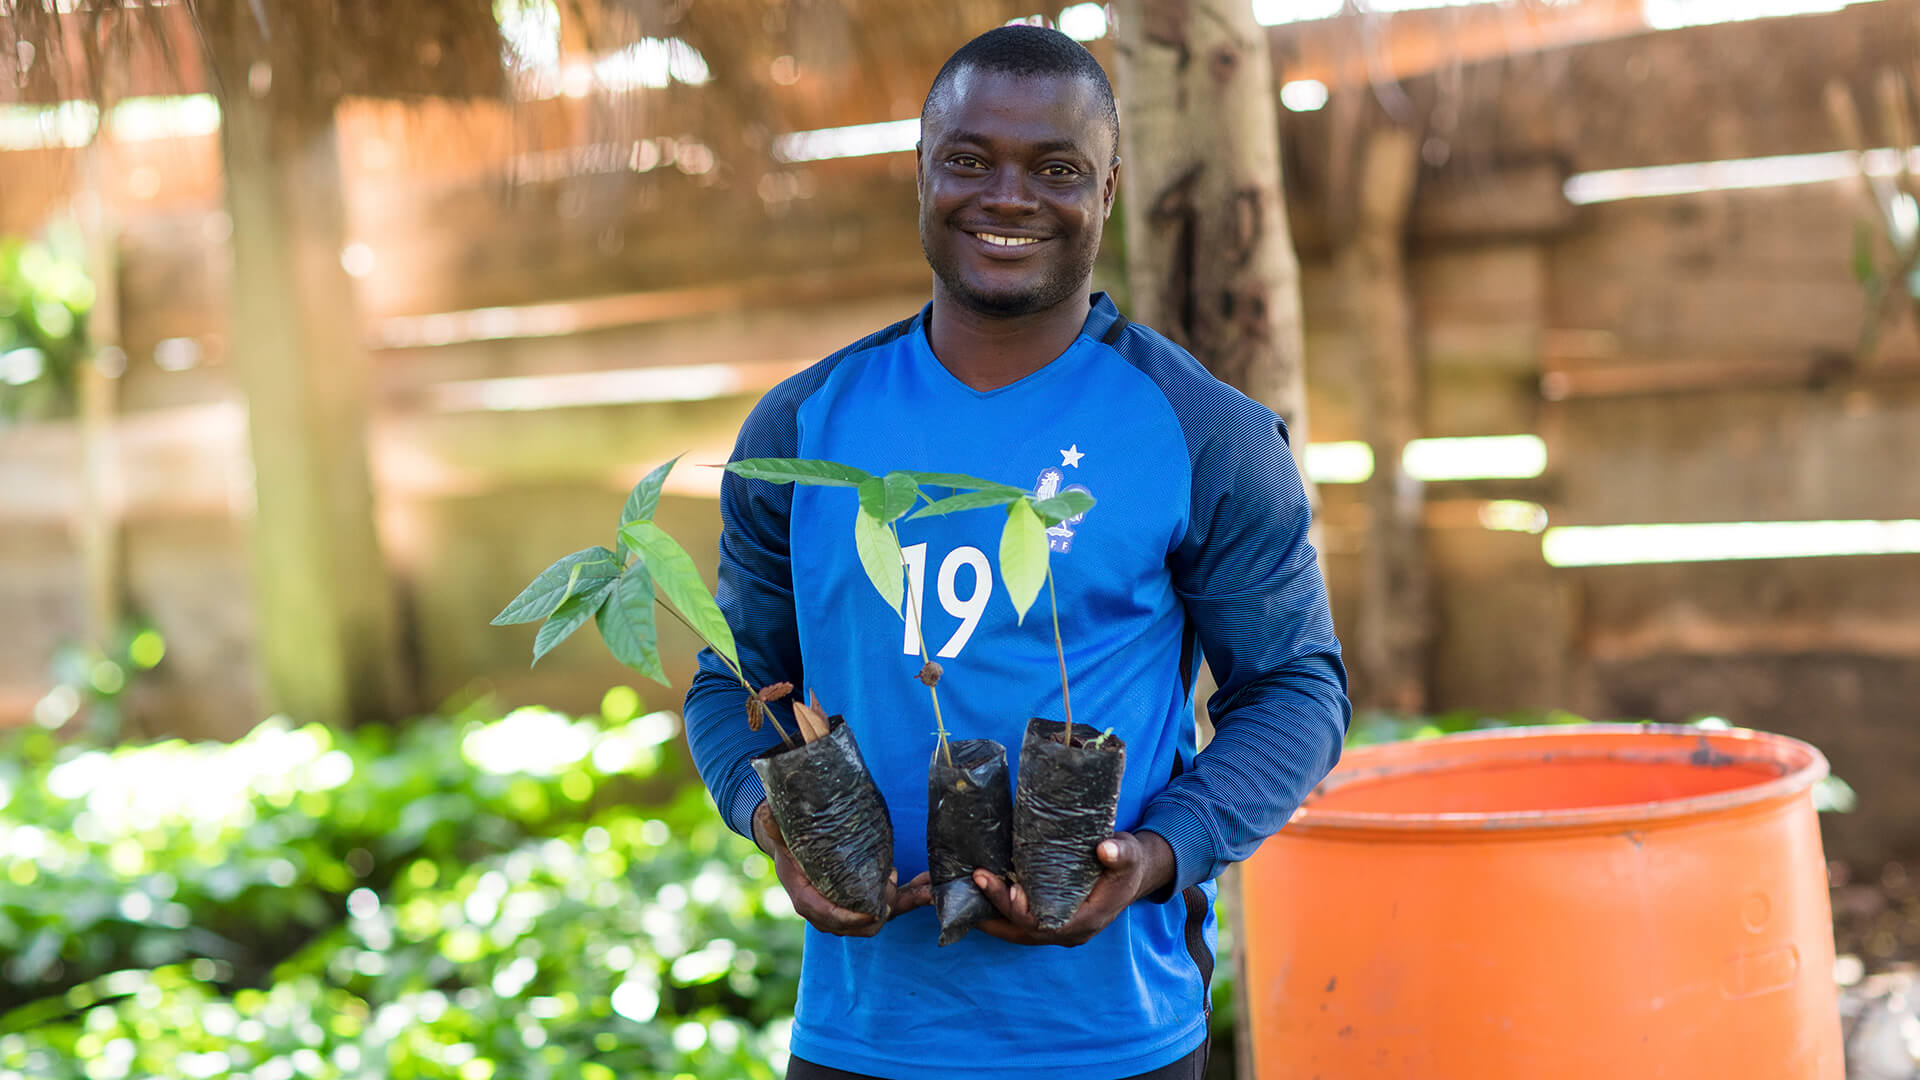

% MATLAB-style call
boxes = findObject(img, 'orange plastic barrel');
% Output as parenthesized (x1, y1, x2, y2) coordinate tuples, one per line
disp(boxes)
(1239, 723, 1843, 1079)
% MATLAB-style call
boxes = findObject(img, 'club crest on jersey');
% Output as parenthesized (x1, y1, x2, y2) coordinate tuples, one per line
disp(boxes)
(1032, 467, 1092, 553)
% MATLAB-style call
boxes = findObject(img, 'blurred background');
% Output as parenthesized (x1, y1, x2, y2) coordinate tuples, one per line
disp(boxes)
(2, 0, 1919, 1076)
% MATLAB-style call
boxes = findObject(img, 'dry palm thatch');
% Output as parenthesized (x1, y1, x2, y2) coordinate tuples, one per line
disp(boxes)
(2, 1, 504, 111)
(3, 0, 1047, 150)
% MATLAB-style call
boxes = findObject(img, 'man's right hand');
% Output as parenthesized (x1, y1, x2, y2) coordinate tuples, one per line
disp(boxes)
(751, 801, 930, 937)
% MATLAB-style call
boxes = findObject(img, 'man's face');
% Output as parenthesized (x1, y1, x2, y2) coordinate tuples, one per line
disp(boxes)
(916, 68, 1118, 319)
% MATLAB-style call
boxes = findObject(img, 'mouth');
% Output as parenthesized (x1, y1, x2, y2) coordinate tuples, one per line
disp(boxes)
(962, 228, 1049, 257)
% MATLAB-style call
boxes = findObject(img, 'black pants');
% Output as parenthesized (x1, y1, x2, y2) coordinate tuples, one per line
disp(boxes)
(785, 1038, 1208, 1080)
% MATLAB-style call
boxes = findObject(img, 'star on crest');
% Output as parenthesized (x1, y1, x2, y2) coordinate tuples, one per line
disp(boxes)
(1060, 444, 1085, 468)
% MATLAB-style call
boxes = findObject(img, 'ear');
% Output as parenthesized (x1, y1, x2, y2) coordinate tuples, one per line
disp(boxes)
(1103, 156, 1121, 220)
(914, 142, 925, 195)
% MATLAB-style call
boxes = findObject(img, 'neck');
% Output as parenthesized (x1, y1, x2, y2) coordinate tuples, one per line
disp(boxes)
(926, 282, 1092, 392)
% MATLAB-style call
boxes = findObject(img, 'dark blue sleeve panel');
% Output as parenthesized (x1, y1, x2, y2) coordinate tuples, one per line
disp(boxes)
(682, 328, 898, 841)
(1125, 333, 1354, 896)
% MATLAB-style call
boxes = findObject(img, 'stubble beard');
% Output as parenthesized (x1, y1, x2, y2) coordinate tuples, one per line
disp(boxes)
(920, 221, 1100, 318)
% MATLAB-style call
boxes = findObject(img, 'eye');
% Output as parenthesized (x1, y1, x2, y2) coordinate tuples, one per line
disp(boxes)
(948, 154, 987, 170)
(1040, 162, 1079, 178)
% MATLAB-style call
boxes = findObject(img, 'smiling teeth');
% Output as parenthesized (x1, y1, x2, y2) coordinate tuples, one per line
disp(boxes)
(977, 233, 1039, 247)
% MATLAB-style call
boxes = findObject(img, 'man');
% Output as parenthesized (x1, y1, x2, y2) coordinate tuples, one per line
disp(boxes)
(682, 24, 1349, 1080)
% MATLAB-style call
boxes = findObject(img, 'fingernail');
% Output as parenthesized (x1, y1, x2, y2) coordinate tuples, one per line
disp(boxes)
(889, 869, 898, 885)
(1100, 840, 1119, 860)
(1011, 885, 1024, 907)
(973, 870, 990, 890)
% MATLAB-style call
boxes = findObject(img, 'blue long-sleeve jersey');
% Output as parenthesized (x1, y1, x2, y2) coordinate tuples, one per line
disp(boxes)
(683, 293, 1350, 1079)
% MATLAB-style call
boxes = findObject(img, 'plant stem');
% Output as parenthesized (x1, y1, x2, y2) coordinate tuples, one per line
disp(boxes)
(1046, 562, 1074, 748)
(895, 523, 952, 768)
(657, 597, 794, 749)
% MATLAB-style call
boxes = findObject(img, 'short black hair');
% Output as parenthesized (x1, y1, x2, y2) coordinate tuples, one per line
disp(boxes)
(921, 24, 1120, 160)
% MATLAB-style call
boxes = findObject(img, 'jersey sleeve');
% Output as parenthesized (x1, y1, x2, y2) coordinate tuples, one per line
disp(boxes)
(682, 385, 808, 841)
(1135, 397, 1352, 896)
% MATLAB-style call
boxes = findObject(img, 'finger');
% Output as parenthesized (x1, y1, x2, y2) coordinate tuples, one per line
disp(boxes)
(972, 869, 1019, 920)
(891, 871, 933, 915)
(1097, 832, 1140, 869)
(786, 874, 881, 934)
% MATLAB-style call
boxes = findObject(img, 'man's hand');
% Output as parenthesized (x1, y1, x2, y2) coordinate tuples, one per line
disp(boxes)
(970, 830, 1176, 947)
(752, 801, 930, 937)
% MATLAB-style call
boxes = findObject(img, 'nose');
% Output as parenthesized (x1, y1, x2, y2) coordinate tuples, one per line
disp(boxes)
(977, 164, 1038, 216)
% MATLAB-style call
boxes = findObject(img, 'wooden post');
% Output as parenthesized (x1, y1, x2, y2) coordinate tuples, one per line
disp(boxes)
(206, 11, 405, 730)
(1112, 5, 1317, 1077)
(1112, 0, 1316, 485)
(1341, 128, 1430, 713)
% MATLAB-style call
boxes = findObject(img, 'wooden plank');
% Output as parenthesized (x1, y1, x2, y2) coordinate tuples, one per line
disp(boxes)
(1286, 3, 1920, 192)
(1548, 181, 1887, 358)
(1573, 554, 1920, 657)
(385, 298, 925, 408)
(1414, 243, 1546, 373)
(1423, 524, 1576, 714)
(347, 167, 924, 317)
(1268, 0, 1646, 90)
(1545, 380, 1920, 526)
(1288, 161, 1574, 255)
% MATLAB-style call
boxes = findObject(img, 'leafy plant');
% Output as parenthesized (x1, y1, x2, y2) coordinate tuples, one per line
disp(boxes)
(0, 699, 805, 1080)
(720, 460, 986, 764)
(492, 457, 803, 746)
(908, 475, 1096, 746)
(0, 230, 93, 423)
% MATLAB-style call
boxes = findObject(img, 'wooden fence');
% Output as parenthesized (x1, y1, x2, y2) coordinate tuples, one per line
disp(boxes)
(2, 1, 1917, 865)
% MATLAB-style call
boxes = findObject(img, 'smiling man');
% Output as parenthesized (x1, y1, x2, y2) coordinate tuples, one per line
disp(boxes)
(681, 24, 1350, 1080)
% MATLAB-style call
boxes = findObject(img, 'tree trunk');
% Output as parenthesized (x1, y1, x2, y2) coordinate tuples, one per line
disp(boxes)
(206, 8, 406, 731)
(1341, 128, 1430, 713)
(1111, 0, 1314, 478)
(1111, 5, 1314, 1078)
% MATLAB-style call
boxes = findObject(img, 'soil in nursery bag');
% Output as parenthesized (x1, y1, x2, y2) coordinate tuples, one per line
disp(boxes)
(927, 738, 1013, 946)
(752, 716, 894, 920)
(1013, 718, 1126, 931)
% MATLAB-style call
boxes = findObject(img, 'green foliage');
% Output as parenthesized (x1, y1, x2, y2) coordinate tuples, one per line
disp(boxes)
(909, 488, 1023, 519)
(595, 567, 667, 685)
(852, 509, 905, 616)
(497, 458, 736, 686)
(998, 499, 1049, 625)
(0, 700, 801, 1079)
(617, 456, 682, 563)
(0, 230, 94, 423)
(724, 458, 869, 488)
(619, 522, 739, 675)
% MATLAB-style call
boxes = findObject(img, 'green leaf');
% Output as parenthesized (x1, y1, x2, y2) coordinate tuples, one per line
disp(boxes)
(852, 508, 904, 616)
(999, 499, 1048, 625)
(910, 488, 1024, 520)
(595, 565, 669, 686)
(616, 455, 682, 560)
(858, 471, 921, 523)
(532, 576, 616, 665)
(1031, 489, 1096, 526)
(492, 547, 622, 626)
(725, 458, 873, 488)
(899, 470, 1023, 494)
(619, 522, 739, 672)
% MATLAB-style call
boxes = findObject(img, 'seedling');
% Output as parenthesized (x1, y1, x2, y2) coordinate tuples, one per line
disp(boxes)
(911, 479, 1097, 746)
(490, 455, 804, 746)
(722, 459, 1018, 767)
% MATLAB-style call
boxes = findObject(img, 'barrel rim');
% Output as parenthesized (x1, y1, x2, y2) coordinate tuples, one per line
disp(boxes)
(1290, 723, 1830, 834)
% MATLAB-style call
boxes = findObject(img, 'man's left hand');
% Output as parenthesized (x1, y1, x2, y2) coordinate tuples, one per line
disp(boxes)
(970, 830, 1175, 947)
